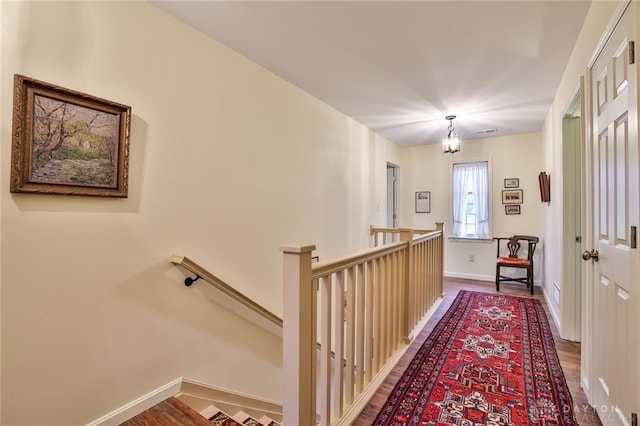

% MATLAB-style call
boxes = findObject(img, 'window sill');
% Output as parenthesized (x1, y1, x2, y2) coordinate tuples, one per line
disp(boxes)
(448, 237, 494, 243)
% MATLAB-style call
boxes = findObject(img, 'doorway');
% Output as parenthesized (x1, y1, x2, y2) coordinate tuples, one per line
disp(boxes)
(561, 86, 583, 342)
(386, 163, 398, 230)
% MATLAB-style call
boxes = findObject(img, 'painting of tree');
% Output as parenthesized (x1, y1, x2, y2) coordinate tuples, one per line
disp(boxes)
(10, 74, 131, 197)
(31, 95, 120, 187)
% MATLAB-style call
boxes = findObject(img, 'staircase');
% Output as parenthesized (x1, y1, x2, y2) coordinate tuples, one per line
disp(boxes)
(176, 393, 281, 426)
(116, 224, 445, 426)
(120, 379, 282, 426)
(199, 404, 281, 426)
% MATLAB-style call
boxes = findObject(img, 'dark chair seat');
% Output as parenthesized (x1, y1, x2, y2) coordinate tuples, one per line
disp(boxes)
(494, 235, 539, 295)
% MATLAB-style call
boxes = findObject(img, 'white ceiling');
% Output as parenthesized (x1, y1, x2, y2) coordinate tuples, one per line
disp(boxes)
(152, 1, 591, 146)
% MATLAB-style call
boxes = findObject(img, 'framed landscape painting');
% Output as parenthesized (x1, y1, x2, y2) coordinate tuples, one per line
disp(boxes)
(10, 74, 131, 197)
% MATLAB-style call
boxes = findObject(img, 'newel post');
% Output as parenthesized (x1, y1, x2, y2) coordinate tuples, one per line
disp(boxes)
(280, 243, 317, 426)
(435, 222, 445, 297)
(399, 229, 414, 343)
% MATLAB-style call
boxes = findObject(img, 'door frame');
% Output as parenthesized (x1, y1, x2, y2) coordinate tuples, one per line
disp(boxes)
(386, 162, 399, 229)
(561, 81, 584, 342)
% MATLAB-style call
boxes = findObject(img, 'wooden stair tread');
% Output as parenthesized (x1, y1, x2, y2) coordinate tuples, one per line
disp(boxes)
(121, 396, 213, 426)
(208, 407, 270, 426)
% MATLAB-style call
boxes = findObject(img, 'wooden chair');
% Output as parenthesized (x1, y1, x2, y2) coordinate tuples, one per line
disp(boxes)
(494, 235, 539, 295)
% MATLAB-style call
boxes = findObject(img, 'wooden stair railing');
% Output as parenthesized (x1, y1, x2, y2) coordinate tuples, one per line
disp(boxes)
(171, 254, 282, 328)
(172, 223, 444, 426)
(282, 223, 445, 426)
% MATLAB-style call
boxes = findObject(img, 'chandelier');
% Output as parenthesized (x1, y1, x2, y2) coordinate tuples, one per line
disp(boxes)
(442, 115, 460, 154)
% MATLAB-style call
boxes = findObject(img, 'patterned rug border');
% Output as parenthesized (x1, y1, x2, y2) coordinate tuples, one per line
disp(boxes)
(373, 290, 577, 425)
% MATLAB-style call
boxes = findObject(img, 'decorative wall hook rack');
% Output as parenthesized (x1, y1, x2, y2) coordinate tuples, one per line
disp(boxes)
(538, 172, 550, 203)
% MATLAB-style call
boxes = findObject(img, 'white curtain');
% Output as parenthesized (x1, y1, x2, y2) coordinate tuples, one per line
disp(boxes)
(452, 163, 471, 237)
(470, 162, 490, 237)
(452, 161, 489, 238)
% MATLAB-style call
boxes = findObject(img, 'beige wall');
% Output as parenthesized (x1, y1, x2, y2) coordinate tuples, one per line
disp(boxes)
(400, 132, 543, 282)
(540, 0, 623, 336)
(0, 2, 400, 424)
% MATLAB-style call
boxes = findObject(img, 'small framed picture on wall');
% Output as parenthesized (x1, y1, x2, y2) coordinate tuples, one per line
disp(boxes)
(505, 205, 521, 215)
(502, 189, 523, 204)
(415, 191, 431, 213)
(504, 178, 519, 188)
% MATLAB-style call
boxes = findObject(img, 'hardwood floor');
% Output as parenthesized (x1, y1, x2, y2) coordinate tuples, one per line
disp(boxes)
(352, 277, 602, 425)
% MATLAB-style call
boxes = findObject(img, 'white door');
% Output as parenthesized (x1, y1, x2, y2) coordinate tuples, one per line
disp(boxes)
(586, 3, 639, 424)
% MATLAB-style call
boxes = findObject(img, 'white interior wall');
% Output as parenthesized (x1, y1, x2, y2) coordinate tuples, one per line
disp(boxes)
(540, 0, 622, 337)
(0, 2, 399, 425)
(400, 132, 543, 284)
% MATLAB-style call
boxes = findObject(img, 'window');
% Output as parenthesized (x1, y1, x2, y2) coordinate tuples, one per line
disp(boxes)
(452, 161, 490, 238)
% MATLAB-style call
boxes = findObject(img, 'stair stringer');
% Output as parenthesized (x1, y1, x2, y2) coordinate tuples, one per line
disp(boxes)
(85, 377, 282, 426)
(176, 377, 283, 424)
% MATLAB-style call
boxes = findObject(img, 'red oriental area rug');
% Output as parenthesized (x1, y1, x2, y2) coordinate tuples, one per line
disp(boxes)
(374, 290, 576, 425)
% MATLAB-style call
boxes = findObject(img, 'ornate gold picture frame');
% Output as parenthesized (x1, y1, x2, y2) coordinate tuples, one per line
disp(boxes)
(10, 74, 131, 197)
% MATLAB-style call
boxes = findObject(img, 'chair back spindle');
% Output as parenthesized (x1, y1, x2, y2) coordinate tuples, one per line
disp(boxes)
(506, 239, 521, 258)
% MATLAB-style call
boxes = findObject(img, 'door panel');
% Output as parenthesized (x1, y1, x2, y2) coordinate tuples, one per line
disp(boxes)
(588, 3, 638, 425)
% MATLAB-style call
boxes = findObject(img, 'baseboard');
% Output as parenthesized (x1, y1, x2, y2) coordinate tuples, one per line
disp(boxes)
(581, 376, 592, 404)
(543, 288, 562, 333)
(85, 377, 284, 426)
(179, 377, 282, 414)
(408, 296, 444, 341)
(444, 272, 543, 289)
(86, 377, 183, 426)
(444, 272, 494, 282)
(335, 343, 409, 426)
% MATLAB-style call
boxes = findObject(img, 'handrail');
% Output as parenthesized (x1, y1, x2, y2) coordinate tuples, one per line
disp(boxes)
(172, 254, 338, 360)
(312, 229, 442, 278)
(312, 240, 406, 278)
(370, 223, 444, 247)
(171, 254, 282, 328)
(369, 225, 434, 234)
